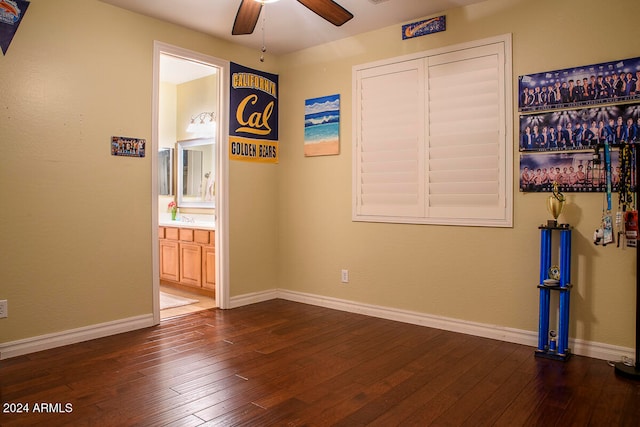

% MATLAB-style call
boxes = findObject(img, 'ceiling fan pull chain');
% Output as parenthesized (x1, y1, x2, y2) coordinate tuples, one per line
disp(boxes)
(260, 4, 267, 62)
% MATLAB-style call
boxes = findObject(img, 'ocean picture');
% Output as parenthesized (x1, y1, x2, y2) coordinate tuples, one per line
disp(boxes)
(304, 94, 340, 156)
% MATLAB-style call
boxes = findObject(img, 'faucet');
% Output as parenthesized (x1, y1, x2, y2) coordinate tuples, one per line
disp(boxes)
(181, 215, 195, 223)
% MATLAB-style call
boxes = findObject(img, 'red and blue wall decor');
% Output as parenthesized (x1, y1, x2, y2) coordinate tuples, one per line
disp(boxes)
(402, 15, 445, 40)
(0, 0, 29, 54)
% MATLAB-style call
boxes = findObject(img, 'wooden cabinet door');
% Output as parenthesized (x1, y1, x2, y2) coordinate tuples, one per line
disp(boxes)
(179, 242, 202, 287)
(159, 240, 179, 282)
(202, 246, 216, 291)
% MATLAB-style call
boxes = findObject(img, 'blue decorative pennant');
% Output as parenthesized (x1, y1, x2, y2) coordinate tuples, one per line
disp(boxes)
(0, 0, 29, 55)
(402, 15, 446, 40)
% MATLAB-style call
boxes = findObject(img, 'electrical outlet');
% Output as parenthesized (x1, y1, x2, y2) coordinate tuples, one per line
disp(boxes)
(341, 269, 349, 283)
(0, 300, 7, 318)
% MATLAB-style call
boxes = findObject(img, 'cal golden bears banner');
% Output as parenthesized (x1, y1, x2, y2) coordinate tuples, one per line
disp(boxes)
(229, 63, 279, 163)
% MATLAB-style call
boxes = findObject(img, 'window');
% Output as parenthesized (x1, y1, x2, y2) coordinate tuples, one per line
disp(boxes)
(353, 34, 513, 227)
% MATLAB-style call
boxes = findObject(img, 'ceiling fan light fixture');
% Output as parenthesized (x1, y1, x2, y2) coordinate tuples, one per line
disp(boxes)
(186, 112, 216, 135)
(234, 0, 353, 37)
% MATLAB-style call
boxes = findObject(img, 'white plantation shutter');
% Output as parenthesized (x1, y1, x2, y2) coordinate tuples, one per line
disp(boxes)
(426, 44, 506, 222)
(355, 60, 425, 217)
(353, 35, 512, 227)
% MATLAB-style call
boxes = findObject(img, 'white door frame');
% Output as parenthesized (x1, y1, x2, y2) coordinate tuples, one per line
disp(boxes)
(151, 41, 231, 324)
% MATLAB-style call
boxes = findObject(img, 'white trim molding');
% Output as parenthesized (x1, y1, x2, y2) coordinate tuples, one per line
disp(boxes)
(229, 289, 278, 308)
(278, 289, 536, 345)
(274, 289, 633, 364)
(2, 290, 633, 364)
(0, 314, 154, 360)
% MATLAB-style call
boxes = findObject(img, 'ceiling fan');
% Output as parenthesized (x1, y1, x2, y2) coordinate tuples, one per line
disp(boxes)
(232, 0, 354, 35)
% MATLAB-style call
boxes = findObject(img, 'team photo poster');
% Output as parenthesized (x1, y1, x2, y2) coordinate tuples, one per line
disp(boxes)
(520, 103, 640, 152)
(518, 56, 640, 113)
(519, 151, 622, 193)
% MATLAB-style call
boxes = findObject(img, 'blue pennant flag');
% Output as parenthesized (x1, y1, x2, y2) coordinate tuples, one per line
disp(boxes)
(0, 0, 29, 55)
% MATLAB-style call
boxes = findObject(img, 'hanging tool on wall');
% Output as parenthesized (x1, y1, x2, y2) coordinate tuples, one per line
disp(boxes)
(619, 142, 638, 248)
(602, 137, 614, 245)
(619, 143, 634, 210)
(593, 145, 605, 245)
(592, 139, 614, 246)
(624, 210, 638, 248)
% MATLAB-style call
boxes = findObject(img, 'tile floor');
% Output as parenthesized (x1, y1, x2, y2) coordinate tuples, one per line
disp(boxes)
(160, 285, 216, 320)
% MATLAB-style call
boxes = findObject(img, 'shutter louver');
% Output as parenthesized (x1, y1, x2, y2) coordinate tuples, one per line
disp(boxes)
(427, 51, 505, 220)
(356, 61, 424, 217)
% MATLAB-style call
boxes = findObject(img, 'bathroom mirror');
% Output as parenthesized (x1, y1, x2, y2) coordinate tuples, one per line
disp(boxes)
(158, 148, 173, 196)
(176, 138, 215, 208)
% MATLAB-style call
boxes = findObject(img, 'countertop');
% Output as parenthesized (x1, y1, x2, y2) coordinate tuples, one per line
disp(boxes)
(159, 214, 215, 230)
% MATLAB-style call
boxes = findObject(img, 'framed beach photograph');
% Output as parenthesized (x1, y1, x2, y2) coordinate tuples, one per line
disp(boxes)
(304, 94, 340, 157)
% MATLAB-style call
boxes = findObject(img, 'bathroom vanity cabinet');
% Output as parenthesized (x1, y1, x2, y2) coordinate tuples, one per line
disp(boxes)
(159, 226, 215, 294)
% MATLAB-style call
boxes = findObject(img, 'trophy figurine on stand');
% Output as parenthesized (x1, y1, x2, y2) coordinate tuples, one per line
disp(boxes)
(546, 182, 566, 228)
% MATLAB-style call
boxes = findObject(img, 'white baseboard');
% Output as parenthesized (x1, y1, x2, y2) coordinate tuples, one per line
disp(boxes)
(0, 314, 155, 360)
(269, 289, 634, 363)
(3, 290, 633, 364)
(229, 289, 278, 308)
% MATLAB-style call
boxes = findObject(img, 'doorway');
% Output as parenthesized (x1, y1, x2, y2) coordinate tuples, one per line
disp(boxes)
(151, 42, 230, 323)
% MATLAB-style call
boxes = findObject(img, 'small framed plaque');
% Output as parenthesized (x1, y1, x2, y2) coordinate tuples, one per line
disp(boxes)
(111, 136, 146, 158)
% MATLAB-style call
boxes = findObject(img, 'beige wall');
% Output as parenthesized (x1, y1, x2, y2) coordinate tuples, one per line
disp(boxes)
(277, 0, 640, 349)
(176, 75, 217, 143)
(0, 0, 279, 343)
(160, 76, 217, 216)
(158, 81, 176, 213)
(159, 81, 177, 150)
(0, 0, 638, 352)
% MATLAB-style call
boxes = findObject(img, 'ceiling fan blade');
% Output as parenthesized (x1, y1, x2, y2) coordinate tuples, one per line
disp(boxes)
(232, 0, 262, 35)
(297, 0, 354, 26)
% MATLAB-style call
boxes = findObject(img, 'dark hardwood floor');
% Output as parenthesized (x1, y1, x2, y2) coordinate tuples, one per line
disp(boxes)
(1, 299, 639, 426)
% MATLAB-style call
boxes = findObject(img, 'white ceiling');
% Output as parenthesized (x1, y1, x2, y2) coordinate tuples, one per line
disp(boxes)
(159, 54, 217, 84)
(100, 0, 486, 55)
